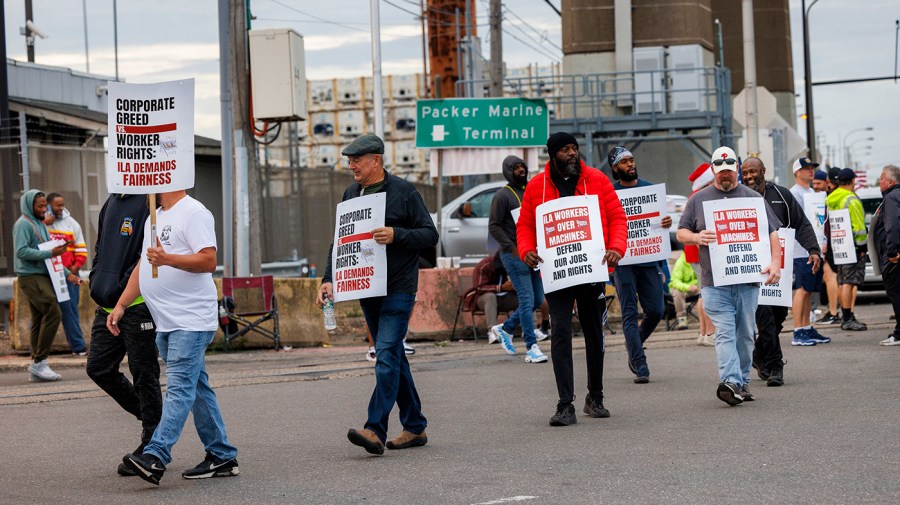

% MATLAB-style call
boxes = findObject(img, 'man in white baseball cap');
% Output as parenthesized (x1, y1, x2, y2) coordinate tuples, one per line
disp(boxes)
(677, 146, 783, 406)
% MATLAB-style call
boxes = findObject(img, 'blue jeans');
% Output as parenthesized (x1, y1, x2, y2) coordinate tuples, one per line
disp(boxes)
(360, 293, 426, 443)
(500, 251, 544, 349)
(701, 285, 759, 386)
(144, 331, 237, 465)
(613, 263, 665, 372)
(59, 279, 86, 353)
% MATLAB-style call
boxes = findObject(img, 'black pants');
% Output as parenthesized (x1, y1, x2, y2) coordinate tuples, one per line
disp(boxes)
(884, 264, 900, 337)
(754, 305, 788, 373)
(546, 283, 606, 403)
(86, 304, 162, 443)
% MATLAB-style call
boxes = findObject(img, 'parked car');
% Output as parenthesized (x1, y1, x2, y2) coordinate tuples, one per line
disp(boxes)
(857, 186, 883, 290)
(422, 181, 505, 268)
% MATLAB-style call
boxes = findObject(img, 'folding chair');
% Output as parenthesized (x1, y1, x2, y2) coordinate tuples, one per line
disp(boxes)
(665, 292, 700, 331)
(219, 276, 281, 350)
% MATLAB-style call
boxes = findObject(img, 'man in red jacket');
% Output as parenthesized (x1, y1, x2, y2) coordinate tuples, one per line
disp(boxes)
(517, 132, 628, 426)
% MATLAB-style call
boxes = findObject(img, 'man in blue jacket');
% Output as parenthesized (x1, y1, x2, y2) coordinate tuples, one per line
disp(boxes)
(13, 189, 68, 382)
(873, 165, 900, 346)
(318, 134, 439, 455)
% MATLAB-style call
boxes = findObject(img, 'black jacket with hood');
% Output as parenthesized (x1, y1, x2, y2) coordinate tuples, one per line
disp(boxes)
(488, 155, 527, 254)
(89, 194, 150, 309)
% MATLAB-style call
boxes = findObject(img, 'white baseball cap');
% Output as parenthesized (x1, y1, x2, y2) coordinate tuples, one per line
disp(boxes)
(710, 146, 738, 173)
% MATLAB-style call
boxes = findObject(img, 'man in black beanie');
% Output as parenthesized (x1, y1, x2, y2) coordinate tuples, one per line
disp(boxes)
(515, 132, 628, 426)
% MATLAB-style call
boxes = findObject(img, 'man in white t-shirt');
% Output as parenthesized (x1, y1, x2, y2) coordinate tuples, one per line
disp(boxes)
(109, 190, 239, 486)
(789, 157, 826, 345)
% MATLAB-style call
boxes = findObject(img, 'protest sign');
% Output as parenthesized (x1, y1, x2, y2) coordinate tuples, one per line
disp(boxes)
(759, 228, 794, 307)
(38, 240, 70, 303)
(616, 183, 671, 266)
(107, 79, 195, 194)
(803, 192, 827, 248)
(703, 197, 771, 286)
(332, 194, 388, 302)
(829, 208, 857, 265)
(536, 195, 607, 293)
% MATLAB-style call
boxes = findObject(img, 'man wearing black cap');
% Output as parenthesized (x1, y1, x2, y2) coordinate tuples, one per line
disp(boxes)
(607, 146, 672, 384)
(318, 134, 438, 455)
(825, 168, 868, 331)
(813, 170, 829, 192)
(516, 132, 628, 426)
(818, 167, 844, 325)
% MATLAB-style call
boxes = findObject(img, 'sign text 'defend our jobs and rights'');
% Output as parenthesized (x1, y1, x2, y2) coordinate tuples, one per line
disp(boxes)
(415, 97, 549, 149)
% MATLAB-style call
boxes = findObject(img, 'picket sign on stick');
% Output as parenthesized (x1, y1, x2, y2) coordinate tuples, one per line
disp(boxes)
(107, 78, 195, 280)
(535, 195, 608, 293)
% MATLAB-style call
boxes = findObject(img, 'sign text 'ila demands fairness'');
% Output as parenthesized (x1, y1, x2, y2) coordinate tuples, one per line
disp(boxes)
(616, 184, 671, 266)
(537, 196, 607, 293)
(331, 193, 387, 302)
(107, 79, 195, 194)
(703, 197, 771, 286)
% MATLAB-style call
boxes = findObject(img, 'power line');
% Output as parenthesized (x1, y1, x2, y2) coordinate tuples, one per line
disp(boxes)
(501, 25, 558, 61)
(502, 4, 562, 51)
(266, 0, 368, 33)
(383, 0, 422, 19)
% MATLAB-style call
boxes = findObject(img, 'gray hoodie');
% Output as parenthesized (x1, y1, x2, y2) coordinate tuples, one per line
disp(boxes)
(488, 155, 528, 254)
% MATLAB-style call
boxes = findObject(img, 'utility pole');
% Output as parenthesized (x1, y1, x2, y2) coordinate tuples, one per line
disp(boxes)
(371, 0, 384, 137)
(218, 0, 234, 277)
(1, 2, 18, 275)
(801, 0, 819, 159)
(741, 0, 759, 156)
(230, 0, 262, 275)
(489, 0, 503, 98)
(24, 0, 34, 62)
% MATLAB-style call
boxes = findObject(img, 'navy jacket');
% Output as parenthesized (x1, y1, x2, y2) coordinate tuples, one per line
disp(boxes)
(873, 184, 900, 270)
(323, 170, 438, 295)
(90, 194, 150, 309)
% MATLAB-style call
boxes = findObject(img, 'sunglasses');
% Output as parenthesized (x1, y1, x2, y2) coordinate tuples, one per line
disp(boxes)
(712, 158, 737, 166)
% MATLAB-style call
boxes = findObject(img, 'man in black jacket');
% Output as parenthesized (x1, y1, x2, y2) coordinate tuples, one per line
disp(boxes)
(318, 134, 438, 455)
(86, 194, 161, 476)
(486, 155, 547, 363)
(873, 165, 900, 346)
(741, 157, 823, 386)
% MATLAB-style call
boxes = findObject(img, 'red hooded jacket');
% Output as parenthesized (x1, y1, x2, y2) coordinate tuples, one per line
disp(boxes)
(516, 160, 628, 272)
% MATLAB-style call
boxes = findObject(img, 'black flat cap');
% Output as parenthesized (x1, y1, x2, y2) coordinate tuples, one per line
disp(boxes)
(342, 134, 384, 156)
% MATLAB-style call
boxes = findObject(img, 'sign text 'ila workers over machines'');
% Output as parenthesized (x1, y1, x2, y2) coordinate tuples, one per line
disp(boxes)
(415, 98, 548, 148)
(107, 79, 195, 194)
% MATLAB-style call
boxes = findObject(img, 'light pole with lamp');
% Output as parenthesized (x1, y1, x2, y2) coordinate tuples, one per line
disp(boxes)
(841, 127, 874, 166)
(847, 140, 873, 169)
(801, 0, 821, 158)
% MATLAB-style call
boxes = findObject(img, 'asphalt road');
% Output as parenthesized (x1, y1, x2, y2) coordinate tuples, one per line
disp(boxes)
(1, 302, 898, 504)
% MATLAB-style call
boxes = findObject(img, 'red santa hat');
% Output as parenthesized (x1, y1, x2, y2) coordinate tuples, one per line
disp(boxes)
(688, 163, 713, 191)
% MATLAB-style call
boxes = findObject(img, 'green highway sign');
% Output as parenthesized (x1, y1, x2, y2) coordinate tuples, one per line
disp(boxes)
(415, 97, 549, 148)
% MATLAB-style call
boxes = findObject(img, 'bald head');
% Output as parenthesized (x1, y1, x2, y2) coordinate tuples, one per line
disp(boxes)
(741, 157, 767, 194)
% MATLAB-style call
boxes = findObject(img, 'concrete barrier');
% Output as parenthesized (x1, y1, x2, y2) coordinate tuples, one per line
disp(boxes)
(10, 270, 622, 351)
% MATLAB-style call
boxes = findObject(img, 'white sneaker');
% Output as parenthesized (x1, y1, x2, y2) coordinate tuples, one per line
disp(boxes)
(487, 329, 500, 344)
(403, 340, 415, 355)
(28, 360, 61, 382)
(365, 347, 376, 362)
(697, 334, 715, 347)
(534, 328, 549, 342)
(524, 344, 548, 363)
(880, 335, 900, 346)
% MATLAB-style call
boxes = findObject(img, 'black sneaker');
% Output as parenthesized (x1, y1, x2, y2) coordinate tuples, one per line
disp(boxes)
(841, 316, 868, 331)
(756, 366, 770, 381)
(627, 359, 637, 375)
(182, 453, 240, 479)
(766, 369, 784, 387)
(582, 395, 611, 418)
(123, 452, 165, 485)
(549, 402, 577, 426)
(716, 381, 744, 406)
(739, 385, 754, 401)
(117, 443, 146, 477)
(817, 312, 840, 324)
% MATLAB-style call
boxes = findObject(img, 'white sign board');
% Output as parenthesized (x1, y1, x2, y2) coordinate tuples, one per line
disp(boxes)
(331, 194, 388, 302)
(536, 195, 608, 293)
(759, 228, 794, 307)
(107, 79, 195, 194)
(803, 192, 827, 249)
(38, 240, 70, 303)
(829, 208, 857, 265)
(616, 184, 671, 266)
(703, 197, 771, 286)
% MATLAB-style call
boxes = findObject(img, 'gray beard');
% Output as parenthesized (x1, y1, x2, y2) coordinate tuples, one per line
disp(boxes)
(555, 158, 580, 178)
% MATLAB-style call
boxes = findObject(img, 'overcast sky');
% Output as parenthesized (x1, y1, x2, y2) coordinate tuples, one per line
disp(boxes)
(3, 0, 898, 172)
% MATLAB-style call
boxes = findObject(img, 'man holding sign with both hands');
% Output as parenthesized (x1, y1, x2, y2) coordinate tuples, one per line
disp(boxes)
(517, 132, 628, 427)
(677, 147, 782, 407)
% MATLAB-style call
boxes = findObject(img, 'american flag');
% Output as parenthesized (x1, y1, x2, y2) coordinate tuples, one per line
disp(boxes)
(855, 170, 867, 190)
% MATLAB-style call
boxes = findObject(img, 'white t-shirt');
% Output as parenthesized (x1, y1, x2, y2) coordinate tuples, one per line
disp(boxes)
(790, 183, 815, 259)
(139, 196, 218, 332)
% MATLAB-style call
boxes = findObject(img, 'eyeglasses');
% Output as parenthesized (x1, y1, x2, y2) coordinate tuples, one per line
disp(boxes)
(712, 158, 737, 166)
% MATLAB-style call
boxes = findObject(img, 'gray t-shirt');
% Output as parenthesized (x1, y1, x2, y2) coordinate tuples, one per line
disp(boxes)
(678, 184, 780, 288)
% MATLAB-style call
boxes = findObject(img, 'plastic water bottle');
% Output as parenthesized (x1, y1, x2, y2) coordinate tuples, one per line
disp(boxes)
(323, 299, 337, 330)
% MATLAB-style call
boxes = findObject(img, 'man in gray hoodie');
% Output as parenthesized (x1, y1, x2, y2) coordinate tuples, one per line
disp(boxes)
(13, 189, 68, 381)
(487, 155, 548, 364)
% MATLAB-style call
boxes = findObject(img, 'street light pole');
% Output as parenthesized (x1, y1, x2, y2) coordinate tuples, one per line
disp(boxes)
(841, 127, 873, 166)
(802, 0, 820, 158)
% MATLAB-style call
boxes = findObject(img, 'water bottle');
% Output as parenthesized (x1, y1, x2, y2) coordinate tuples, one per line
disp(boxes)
(322, 298, 337, 330)
(309, 264, 317, 278)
